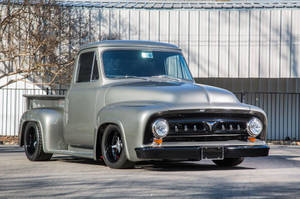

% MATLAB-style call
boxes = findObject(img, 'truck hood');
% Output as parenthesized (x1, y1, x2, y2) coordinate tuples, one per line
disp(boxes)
(104, 80, 245, 109)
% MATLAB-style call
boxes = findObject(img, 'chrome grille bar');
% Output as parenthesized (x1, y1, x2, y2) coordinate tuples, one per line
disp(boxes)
(167, 119, 248, 135)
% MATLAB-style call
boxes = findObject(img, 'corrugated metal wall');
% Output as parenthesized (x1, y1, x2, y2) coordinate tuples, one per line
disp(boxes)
(0, 88, 46, 136)
(236, 92, 300, 141)
(76, 7, 300, 79)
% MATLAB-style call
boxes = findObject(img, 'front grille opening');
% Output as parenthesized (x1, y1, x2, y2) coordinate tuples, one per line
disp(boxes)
(169, 122, 207, 134)
(214, 122, 247, 133)
(143, 112, 254, 144)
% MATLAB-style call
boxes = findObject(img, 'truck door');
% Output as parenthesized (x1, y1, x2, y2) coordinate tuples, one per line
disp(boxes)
(64, 49, 100, 148)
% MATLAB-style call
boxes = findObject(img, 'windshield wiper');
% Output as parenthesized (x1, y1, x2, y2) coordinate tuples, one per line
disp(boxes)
(108, 75, 150, 81)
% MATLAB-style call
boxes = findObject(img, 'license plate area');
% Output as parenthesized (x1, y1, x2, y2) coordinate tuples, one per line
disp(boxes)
(202, 146, 224, 160)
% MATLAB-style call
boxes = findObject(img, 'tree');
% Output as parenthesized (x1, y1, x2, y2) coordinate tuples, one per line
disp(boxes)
(0, 0, 119, 89)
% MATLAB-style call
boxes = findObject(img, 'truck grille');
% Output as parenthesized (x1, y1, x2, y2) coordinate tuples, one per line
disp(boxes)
(143, 112, 252, 144)
(164, 119, 248, 142)
(168, 119, 247, 134)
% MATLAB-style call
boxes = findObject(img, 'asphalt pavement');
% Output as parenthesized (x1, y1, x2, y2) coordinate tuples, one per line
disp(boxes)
(0, 145, 300, 199)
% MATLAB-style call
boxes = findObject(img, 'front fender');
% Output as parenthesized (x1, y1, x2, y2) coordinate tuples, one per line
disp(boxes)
(96, 102, 169, 161)
(19, 108, 66, 153)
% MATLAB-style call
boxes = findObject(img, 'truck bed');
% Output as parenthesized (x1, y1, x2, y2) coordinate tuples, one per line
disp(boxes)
(24, 95, 65, 110)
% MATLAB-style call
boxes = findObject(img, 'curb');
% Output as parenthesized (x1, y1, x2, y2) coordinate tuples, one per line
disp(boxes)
(267, 141, 300, 146)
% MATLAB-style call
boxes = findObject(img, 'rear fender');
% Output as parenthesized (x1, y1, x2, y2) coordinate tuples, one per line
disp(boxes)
(19, 108, 67, 153)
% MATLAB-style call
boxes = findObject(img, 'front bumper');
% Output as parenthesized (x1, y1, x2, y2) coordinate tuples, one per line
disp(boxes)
(135, 145, 269, 160)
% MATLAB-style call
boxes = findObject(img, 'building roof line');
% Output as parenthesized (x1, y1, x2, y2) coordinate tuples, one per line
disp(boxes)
(1, 0, 300, 10)
(55, 1, 300, 9)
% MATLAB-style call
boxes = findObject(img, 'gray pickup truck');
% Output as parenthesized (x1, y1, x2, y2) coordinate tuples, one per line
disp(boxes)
(19, 40, 269, 169)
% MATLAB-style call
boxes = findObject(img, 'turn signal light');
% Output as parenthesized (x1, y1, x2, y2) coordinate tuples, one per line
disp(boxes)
(152, 138, 163, 147)
(153, 138, 163, 145)
(248, 137, 256, 142)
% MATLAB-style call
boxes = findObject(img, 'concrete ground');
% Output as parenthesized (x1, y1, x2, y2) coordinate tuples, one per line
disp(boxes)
(0, 145, 300, 199)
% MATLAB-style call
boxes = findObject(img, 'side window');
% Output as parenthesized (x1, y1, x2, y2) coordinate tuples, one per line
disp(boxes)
(77, 52, 95, 82)
(77, 51, 99, 82)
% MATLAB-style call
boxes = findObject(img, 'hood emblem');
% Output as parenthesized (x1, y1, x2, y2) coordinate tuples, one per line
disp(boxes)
(206, 121, 217, 131)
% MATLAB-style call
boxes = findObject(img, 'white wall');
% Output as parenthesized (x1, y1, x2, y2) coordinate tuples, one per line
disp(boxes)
(0, 75, 46, 136)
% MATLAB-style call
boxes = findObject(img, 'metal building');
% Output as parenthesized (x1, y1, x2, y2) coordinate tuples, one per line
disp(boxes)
(1, 0, 300, 141)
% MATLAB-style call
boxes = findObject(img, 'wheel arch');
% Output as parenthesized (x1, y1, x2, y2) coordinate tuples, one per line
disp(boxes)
(94, 121, 128, 161)
(19, 120, 43, 147)
(19, 121, 29, 146)
(93, 103, 158, 162)
(95, 122, 111, 160)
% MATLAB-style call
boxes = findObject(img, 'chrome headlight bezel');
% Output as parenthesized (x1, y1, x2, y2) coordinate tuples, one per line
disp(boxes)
(152, 119, 169, 138)
(247, 117, 263, 137)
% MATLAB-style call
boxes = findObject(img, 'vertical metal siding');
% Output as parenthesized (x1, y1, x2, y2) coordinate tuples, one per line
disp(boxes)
(58, 7, 298, 80)
(0, 88, 47, 136)
(237, 92, 300, 140)
(99, 8, 300, 79)
(199, 11, 209, 77)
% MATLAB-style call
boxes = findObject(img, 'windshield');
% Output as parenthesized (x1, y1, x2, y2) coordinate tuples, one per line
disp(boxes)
(102, 49, 193, 81)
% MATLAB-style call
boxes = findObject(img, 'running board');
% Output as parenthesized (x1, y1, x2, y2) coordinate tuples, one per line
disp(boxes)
(50, 146, 94, 159)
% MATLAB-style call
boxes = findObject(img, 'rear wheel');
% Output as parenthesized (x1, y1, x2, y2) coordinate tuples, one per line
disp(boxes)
(101, 125, 134, 169)
(213, 158, 244, 167)
(24, 122, 52, 161)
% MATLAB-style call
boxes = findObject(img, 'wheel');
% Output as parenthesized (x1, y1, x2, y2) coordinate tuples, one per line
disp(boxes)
(101, 125, 134, 169)
(213, 158, 244, 167)
(23, 122, 52, 161)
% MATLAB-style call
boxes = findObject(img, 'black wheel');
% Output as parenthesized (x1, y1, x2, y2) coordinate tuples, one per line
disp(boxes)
(24, 122, 52, 161)
(101, 125, 134, 169)
(213, 158, 244, 167)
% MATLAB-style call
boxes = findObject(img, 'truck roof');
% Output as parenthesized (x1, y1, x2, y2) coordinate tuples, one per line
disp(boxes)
(79, 40, 180, 51)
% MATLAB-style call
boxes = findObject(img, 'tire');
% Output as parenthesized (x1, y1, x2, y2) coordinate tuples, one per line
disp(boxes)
(213, 158, 244, 167)
(101, 125, 134, 169)
(23, 122, 52, 161)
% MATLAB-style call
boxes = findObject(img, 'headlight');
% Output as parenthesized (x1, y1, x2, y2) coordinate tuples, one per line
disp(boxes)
(247, 117, 263, 137)
(152, 119, 169, 138)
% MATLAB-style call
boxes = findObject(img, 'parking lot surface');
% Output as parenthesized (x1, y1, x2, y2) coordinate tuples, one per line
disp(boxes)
(0, 145, 300, 198)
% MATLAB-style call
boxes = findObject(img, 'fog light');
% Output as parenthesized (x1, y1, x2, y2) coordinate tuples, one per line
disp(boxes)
(152, 119, 169, 138)
(247, 117, 263, 137)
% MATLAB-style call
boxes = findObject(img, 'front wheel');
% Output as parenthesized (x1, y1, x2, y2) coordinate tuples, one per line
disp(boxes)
(24, 122, 52, 161)
(101, 125, 134, 169)
(213, 158, 244, 167)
